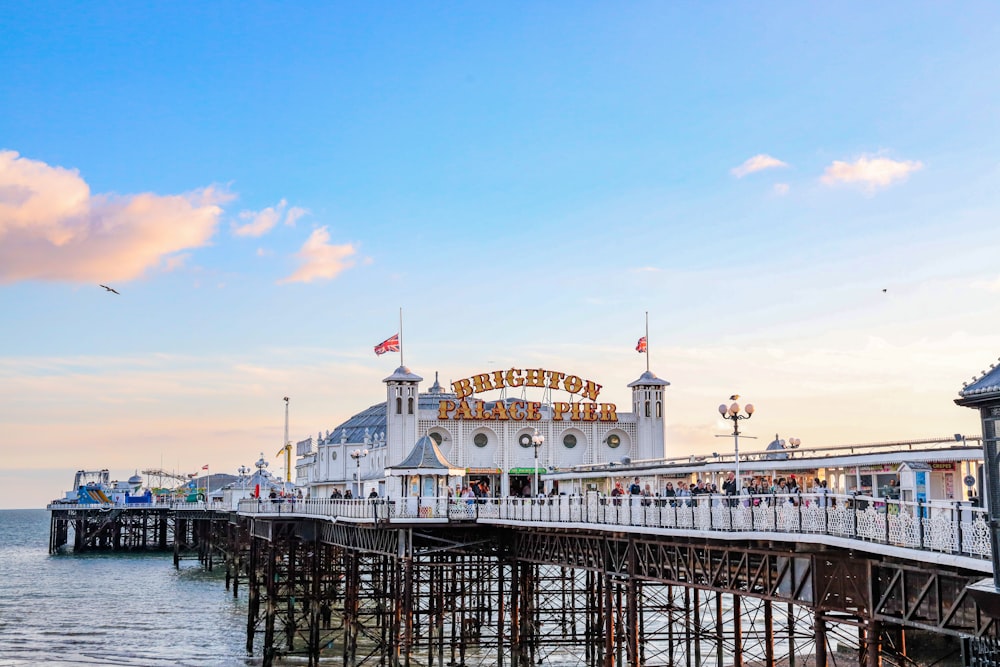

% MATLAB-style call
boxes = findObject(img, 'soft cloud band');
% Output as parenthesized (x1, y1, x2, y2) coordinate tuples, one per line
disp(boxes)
(279, 227, 357, 284)
(732, 154, 788, 178)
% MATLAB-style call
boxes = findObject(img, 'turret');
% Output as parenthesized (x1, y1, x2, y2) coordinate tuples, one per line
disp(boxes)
(627, 371, 670, 460)
(384, 365, 423, 497)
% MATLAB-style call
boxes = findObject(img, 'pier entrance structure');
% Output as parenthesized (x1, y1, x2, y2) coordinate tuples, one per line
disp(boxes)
(234, 489, 997, 667)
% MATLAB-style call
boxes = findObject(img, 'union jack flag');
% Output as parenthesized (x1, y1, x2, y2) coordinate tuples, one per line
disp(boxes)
(636, 336, 647, 353)
(374, 333, 400, 356)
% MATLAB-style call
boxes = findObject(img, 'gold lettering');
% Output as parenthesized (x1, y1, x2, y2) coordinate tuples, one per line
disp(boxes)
(437, 400, 455, 419)
(508, 401, 525, 420)
(564, 375, 583, 394)
(505, 368, 524, 388)
(553, 402, 570, 420)
(599, 403, 618, 421)
(491, 401, 509, 420)
(582, 402, 598, 421)
(491, 370, 506, 390)
(580, 380, 602, 401)
(454, 400, 474, 419)
(525, 368, 545, 387)
(546, 370, 566, 389)
(472, 401, 487, 419)
(453, 378, 474, 400)
(472, 373, 494, 394)
(570, 402, 582, 421)
(526, 402, 542, 421)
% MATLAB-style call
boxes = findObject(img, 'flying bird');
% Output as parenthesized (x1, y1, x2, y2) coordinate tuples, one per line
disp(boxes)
(882, 288, 887, 293)
(100, 284, 120, 295)
(729, 394, 740, 401)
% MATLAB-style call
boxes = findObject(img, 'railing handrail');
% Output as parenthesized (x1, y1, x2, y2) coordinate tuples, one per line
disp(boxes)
(231, 491, 991, 563)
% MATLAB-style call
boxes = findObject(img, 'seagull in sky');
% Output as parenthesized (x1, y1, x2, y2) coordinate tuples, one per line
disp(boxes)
(100, 284, 120, 295)
(882, 288, 887, 293)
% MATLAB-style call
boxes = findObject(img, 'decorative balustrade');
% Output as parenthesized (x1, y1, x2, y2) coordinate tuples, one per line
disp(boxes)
(237, 491, 992, 561)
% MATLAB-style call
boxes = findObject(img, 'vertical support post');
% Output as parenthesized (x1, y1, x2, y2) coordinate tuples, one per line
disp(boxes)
(732, 593, 743, 667)
(764, 599, 774, 667)
(814, 610, 827, 667)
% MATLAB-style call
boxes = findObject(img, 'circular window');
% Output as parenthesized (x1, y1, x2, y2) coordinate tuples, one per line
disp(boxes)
(474, 433, 488, 448)
(429, 432, 442, 445)
(518, 433, 533, 448)
(607, 434, 621, 449)
(563, 434, 577, 449)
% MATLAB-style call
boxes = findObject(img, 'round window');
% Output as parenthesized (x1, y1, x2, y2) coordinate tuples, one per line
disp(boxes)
(429, 432, 442, 445)
(563, 434, 577, 449)
(518, 433, 533, 448)
(474, 433, 488, 448)
(607, 434, 621, 449)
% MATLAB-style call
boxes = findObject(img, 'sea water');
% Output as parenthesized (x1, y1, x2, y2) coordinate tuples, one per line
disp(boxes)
(0, 509, 258, 666)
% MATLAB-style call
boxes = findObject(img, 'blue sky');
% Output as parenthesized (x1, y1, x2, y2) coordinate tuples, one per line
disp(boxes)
(2, 2, 999, 507)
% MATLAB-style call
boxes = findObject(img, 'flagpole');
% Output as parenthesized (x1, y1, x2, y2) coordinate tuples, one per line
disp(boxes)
(645, 311, 650, 372)
(399, 307, 404, 367)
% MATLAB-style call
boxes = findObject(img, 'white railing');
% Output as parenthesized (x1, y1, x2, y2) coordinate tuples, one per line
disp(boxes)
(236, 492, 992, 561)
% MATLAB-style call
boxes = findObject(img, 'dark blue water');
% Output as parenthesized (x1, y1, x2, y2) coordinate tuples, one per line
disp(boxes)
(0, 509, 262, 666)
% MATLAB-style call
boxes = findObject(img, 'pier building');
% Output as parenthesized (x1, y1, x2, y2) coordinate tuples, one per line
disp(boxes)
(295, 364, 669, 500)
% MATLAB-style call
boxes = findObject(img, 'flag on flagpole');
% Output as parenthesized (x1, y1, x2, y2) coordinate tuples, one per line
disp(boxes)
(636, 336, 647, 353)
(374, 333, 401, 356)
(202, 464, 209, 470)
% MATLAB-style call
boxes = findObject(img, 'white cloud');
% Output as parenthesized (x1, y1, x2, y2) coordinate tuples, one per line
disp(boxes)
(821, 155, 923, 191)
(731, 154, 788, 178)
(773, 183, 790, 196)
(284, 206, 308, 227)
(279, 227, 358, 284)
(232, 200, 308, 237)
(0, 150, 229, 284)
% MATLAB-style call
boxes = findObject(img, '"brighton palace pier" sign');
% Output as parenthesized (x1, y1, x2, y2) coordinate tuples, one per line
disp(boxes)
(436, 368, 619, 422)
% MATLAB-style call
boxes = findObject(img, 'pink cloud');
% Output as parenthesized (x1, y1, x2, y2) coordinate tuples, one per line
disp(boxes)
(821, 155, 923, 191)
(0, 151, 229, 284)
(279, 227, 357, 284)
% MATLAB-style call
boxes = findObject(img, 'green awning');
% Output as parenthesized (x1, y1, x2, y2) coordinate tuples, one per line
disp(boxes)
(508, 467, 546, 474)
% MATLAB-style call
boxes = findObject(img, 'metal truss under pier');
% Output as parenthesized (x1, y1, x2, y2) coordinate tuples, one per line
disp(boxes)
(240, 517, 999, 667)
(48, 507, 231, 573)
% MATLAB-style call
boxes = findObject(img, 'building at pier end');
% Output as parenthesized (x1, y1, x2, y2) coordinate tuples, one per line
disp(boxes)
(295, 365, 669, 499)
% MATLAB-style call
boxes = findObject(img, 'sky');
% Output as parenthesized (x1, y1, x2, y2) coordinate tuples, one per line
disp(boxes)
(2, 2, 999, 508)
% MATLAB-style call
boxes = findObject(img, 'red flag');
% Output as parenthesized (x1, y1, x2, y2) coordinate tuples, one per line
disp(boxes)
(202, 464, 209, 470)
(374, 333, 400, 356)
(636, 336, 647, 353)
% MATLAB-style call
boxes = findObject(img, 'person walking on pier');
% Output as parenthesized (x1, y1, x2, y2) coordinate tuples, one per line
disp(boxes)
(722, 471, 738, 507)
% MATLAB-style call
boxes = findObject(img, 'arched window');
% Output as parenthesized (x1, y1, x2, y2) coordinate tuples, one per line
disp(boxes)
(396, 397, 402, 414)
(408, 397, 414, 414)
(645, 400, 651, 417)
(656, 401, 662, 418)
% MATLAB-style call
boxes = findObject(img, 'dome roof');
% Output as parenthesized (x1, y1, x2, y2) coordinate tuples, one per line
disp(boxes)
(627, 370, 670, 388)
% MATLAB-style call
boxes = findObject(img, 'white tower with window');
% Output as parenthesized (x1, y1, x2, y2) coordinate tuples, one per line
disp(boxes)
(384, 366, 422, 497)
(627, 371, 669, 460)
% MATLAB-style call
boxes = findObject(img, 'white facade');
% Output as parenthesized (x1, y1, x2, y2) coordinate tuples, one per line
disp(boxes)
(297, 366, 669, 498)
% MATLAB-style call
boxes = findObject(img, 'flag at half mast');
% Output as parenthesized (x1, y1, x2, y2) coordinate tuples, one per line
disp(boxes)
(636, 336, 647, 353)
(374, 333, 401, 356)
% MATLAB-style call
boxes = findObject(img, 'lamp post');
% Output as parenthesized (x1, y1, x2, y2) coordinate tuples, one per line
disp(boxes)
(718, 398, 754, 485)
(532, 430, 545, 497)
(351, 448, 369, 498)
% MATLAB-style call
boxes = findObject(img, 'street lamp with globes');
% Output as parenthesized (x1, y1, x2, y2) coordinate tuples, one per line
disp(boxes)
(532, 430, 545, 497)
(350, 448, 369, 498)
(718, 397, 754, 485)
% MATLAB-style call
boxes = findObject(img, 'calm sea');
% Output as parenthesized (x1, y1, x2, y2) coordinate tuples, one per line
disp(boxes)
(0, 509, 265, 667)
